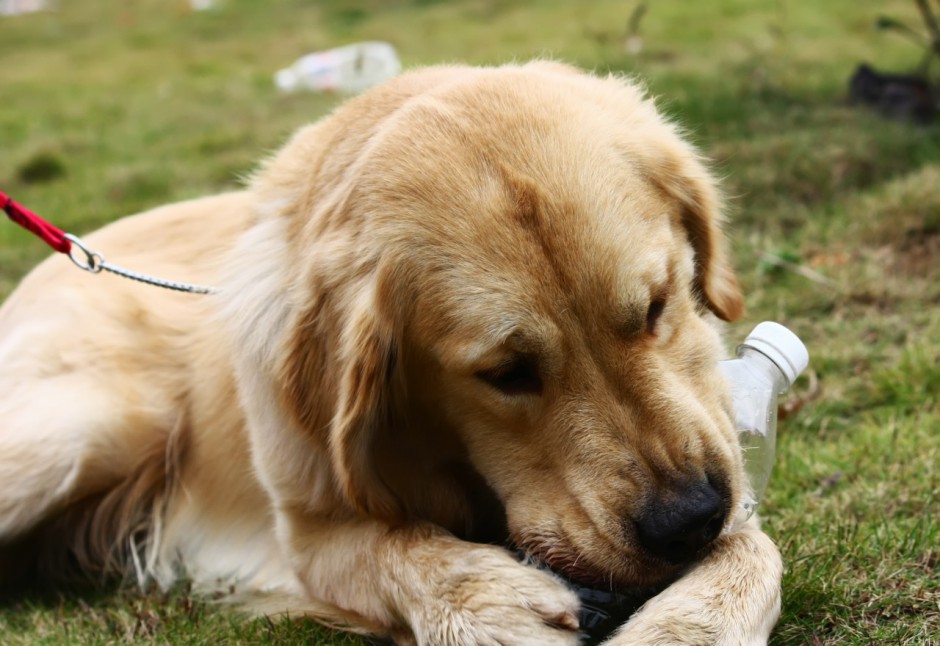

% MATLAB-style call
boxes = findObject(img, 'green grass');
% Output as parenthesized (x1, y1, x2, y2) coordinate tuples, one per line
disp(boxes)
(1, 0, 938, 643)
(0, 584, 364, 646)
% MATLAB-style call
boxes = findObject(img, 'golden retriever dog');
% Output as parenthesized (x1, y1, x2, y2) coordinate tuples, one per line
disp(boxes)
(0, 62, 782, 644)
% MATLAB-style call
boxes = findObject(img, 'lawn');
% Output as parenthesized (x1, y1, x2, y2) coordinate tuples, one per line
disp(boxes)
(1, 0, 937, 644)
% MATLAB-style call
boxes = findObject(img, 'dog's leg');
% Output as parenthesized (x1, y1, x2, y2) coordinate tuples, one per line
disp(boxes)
(0, 372, 174, 541)
(275, 511, 581, 646)
(604, 518, 782, 646)
(0, 375, 113, 538)
(0, 291, 183, 546)
(0, 323, 188, 589)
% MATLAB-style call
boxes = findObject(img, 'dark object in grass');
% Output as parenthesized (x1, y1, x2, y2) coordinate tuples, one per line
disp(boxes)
(16, 151, 67, 184)
(849, 63, 937, 124)
(514, 549, 655, 644)
(567, 578, 651, 645)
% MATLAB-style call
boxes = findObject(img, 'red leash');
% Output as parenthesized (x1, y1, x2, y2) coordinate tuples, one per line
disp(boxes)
(0, 189, 72, 254)
(0, 189, 217, 294)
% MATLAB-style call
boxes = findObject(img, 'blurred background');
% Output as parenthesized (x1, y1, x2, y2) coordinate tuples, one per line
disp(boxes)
(0, 1, 937, 644)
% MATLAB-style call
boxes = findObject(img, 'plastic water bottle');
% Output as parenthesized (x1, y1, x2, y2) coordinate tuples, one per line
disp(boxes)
(274, 42, 401, 94)
(718, 322, 809, 518)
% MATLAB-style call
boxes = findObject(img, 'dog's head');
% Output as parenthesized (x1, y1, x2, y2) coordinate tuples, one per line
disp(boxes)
(248, 62, 745, 588)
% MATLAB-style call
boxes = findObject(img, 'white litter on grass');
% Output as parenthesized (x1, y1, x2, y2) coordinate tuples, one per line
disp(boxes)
(0, 0, 51, 17)
(274, 42, 401, 95)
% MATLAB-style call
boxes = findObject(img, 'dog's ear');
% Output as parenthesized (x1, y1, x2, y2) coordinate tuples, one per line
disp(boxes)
(654, 155, 744, 322)
(280, 267, 404, 523)
(677, 171, 743, 321)
(328, 282, 403, 522)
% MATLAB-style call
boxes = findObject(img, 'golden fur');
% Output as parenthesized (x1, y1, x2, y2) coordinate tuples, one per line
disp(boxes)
(0, 62, 781, 644)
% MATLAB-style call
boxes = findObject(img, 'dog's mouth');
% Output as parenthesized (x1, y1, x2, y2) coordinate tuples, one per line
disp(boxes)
(511, 530, 678, 591)
(514, 538, 611, 588)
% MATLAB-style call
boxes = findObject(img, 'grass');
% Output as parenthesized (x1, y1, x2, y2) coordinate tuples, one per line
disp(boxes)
(0, 584, 365, 646)
(1, 0, 938, 643)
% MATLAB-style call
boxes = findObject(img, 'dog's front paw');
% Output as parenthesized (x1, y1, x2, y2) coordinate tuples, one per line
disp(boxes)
(603, 525, 782, 646)
(402, 542, 580, 646)
(604, 592, 780, 646)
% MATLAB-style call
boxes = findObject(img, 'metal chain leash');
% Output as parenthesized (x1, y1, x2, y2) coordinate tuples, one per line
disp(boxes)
(64, 234, 219, 295)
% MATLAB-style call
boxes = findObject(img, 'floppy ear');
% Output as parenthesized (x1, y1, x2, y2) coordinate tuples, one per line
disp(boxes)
(279, 271, 404, 523)
(655, 156, 744, 322)
(678, 175, 744, 321)
(328, 284, 403, 522)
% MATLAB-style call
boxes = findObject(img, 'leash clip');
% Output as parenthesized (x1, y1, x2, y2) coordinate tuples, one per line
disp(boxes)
(64, 234, 105, 274)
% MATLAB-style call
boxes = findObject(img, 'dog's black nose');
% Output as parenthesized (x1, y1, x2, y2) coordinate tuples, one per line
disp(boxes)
(635, 480, 726, 564)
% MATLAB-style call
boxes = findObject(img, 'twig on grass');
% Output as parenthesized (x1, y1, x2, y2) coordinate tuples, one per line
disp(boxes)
(779, 368, 821, 420)
(759, 251, 843, 291)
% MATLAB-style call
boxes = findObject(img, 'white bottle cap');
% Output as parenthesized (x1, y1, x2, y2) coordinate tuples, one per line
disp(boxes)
(741, 321, 809, 386)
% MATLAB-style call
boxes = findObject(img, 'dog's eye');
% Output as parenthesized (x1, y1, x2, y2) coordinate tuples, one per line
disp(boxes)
(476, 355, 542, 396)
(646, 297, 667, 334)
